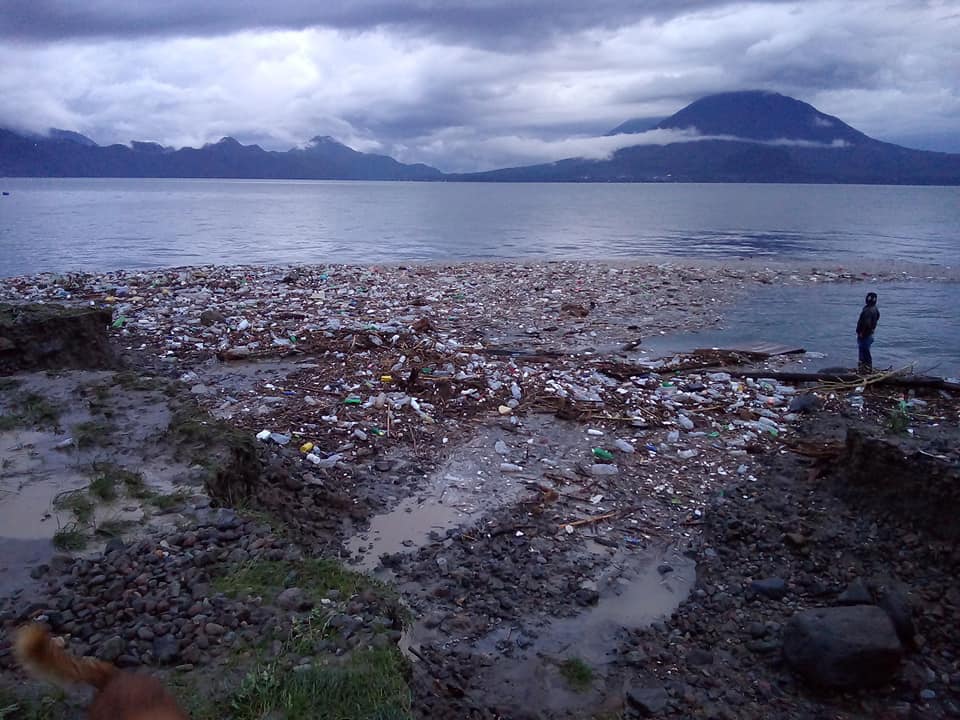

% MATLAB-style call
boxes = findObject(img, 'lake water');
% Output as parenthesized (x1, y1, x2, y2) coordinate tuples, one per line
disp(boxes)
(1, 179, 958, 375)
(645, 281, 960, 378)
(1, 179, 958, 275)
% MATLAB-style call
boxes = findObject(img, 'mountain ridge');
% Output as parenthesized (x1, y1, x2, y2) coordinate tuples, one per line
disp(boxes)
(0, 129, 442, 181)
(3, 91, 959, 184)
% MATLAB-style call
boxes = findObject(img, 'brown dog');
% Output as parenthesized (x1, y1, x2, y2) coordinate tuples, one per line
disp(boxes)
(14, 624, 189, 720)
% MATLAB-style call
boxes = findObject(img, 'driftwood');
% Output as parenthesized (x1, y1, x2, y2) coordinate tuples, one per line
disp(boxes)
(728, 370, 958, 391)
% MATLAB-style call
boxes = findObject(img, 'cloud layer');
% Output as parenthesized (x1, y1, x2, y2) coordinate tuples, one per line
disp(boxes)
(0, 0, 957, 171)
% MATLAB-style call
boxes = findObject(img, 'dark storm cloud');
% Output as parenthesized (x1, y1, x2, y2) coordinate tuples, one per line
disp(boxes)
(0, 0, 792, 46)
(0, 0, 957, 171)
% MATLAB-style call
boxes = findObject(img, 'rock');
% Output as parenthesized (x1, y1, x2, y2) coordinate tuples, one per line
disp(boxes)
(750, 577, 787, 600)
(783, 605, 903, 688)
(283, 475, 305, 492)
(99, 635, 125, 662)
(104, 537, 126, 555)
(136, 626, 155, 641)
(200, 309, 227, 326)
(626, 686, 668, 716)
(686, 649, 714, 666)
(574, 588, 600, 606)
(277, 587, 312, 612)
(788, 394, 820, 413)
(152, 635, 180, 665)
(204, 622, 226, 637)
(876, 583, 916, 648)
(837, 579, 873, 606)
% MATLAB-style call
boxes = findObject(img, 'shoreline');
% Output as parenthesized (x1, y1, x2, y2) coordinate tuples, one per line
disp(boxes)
(2, 257, 959, 283)
(1, 261, 958, 718)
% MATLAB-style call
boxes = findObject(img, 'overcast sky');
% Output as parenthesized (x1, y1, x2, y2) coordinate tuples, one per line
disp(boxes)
(1, 0, 958, 171)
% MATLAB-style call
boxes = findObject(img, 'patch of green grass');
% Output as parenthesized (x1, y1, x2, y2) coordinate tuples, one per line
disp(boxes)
(0, 378, 22, 392)
(214, 558, 388, 604)
(145, 489, 191, 511)
(0, 392, 61, 431)
(558, 657, 594, 692)
(91, 462, 149, 499)
(114, 371, 164, 392)
(88, 473, 118, 501)
(230, 644, 411, 720)
(81, 383, 114, 417)
(52, 490, 95, 524)
(72, 419, 114, 449)
(0, 685, 66, 720)
(52, 523, 88, 551)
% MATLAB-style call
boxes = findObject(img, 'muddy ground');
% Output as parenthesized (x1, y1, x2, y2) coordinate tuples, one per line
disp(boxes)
(0, 264, 958, 719)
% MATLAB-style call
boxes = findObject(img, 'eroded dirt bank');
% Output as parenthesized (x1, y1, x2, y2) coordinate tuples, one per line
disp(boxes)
(0, 262, 957, 720)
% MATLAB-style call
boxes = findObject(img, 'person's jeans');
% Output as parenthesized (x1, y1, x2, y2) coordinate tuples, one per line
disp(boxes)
(857, 334, 874, 369)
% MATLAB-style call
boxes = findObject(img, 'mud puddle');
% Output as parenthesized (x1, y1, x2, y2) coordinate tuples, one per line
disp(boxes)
(409, 545, 695, 717)
(0, 370, 203, 595)
(344, 416, 611, 572)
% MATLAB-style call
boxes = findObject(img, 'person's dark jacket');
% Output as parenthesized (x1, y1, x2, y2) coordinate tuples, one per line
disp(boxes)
(857, 304, 880, 337)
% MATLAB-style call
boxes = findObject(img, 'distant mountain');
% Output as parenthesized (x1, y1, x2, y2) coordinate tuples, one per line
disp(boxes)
(0, 129, 441, 180)
(460, 90, 960, 185)
(3, 91, 959, 184)
(606, 117, 664, 136)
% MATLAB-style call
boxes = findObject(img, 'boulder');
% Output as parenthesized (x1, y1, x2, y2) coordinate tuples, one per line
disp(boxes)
(783, 605, 903, 688)
(626, 686, 668, 716)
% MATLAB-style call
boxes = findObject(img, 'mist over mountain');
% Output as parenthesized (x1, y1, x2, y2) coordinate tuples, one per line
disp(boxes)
(2, 91, 958, 184)
(457, 91, 960, 184)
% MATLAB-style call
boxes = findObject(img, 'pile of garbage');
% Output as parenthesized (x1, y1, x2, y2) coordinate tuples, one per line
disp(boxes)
(0, 262, 830, 502)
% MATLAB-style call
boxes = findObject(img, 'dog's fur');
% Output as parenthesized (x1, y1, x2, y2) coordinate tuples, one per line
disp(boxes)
(14, 624, 189, 720)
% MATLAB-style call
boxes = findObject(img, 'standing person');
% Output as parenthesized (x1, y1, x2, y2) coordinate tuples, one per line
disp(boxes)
(856, 292, 880, 372)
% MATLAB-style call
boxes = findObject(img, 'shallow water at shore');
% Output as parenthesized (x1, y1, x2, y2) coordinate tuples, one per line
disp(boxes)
(1, 179, 958, 276)
(640, 280, 960, 377)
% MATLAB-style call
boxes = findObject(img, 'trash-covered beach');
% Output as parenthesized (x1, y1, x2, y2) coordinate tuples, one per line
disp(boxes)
(1, 260, 958, 719)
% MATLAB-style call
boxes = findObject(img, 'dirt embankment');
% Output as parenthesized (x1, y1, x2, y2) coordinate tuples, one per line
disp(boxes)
(0, 303, 116, 375)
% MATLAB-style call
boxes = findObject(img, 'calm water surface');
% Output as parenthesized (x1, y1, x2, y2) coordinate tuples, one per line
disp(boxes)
(645, 281, 960, 378)
(1, 179, 958, 275)
(1, 179, 957, 374)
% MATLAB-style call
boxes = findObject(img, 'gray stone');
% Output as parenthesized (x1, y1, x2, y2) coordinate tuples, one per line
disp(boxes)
(686, 649, 714, 666)
(783, 605, 903, 689)
(876, 583, 916, 648)
(200, 309, 227, 326)
(837, 579, 873, 605)
(750, 577, 787, 600)
(277, 587, 313, 612)
(152, 635, 180, 665)
(98, 635, 125, 661)
(204, 622, 226, 636)
(626, 686, 668, 716)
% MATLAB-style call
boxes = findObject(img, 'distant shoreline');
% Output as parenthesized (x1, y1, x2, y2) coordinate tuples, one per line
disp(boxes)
(3, 258, 958, 283)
